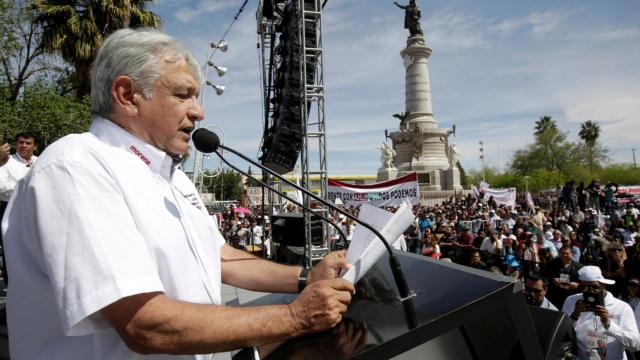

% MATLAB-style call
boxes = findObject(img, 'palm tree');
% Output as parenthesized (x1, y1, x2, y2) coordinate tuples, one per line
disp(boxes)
(579, 120, 601, 175)
(534, 115, 557, 136)
(30, 0, 161, 100)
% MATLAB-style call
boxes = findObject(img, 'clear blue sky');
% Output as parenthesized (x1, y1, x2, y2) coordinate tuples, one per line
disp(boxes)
(151, 0, 640, 175)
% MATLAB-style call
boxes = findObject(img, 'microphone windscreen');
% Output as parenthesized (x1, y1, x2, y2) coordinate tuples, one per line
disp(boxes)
(192, 128, 220, 153)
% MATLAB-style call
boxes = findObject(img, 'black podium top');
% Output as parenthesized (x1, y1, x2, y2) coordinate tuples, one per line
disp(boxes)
(234, 251, 541, 360)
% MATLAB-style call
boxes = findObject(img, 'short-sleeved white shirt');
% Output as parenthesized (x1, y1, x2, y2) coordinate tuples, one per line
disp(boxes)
(0, 153, 37, 201)
(2, 117, 225, 359)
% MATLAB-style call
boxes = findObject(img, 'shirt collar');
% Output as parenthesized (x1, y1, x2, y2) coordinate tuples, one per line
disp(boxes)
(11, 153, 34, 165)
(90, 116, 178, 179)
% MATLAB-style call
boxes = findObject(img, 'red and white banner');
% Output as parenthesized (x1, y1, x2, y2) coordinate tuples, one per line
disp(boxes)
(327, 173, 420, 207)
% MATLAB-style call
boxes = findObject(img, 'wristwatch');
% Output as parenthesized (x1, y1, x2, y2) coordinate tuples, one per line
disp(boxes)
(298, 267, 310, 293)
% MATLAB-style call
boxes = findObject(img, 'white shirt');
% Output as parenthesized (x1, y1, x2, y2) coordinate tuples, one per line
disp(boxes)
(2, 117, 225, 360)
(480, 238, 502, 254)
(540, 297, 559, 311)
(562, 292, 640, 359)
(0, 153, 37, 201)
(251, 225, 263, 245)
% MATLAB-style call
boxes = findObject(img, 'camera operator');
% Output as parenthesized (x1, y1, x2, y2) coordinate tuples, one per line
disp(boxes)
(561, 266, 640, 359)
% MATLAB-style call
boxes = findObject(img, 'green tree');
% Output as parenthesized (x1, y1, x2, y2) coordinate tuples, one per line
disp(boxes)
(510, 115, 579, 175)
(534, 115, 556, 136)
(30, 0, 161, 99)
(0, 0, 62, 102)
(578, 120, 604, 175)
(201, 168, 244, 201)
(1, 79, 91, 150)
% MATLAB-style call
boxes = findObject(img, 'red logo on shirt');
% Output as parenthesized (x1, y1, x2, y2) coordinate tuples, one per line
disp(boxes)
(129, 145, 151, 165)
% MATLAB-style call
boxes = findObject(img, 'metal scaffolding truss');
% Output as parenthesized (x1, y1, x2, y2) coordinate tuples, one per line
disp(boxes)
(258, 0, 329, 266)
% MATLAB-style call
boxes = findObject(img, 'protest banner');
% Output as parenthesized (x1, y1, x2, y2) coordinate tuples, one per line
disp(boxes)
(479, 181, 517, 208)
(327, 173, 420, 207)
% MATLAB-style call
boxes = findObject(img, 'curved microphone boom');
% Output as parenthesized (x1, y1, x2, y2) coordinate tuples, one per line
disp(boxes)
(192, 128, 418, 330)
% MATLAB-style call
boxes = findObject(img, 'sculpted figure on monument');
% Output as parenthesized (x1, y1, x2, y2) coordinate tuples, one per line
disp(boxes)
(448, 143, 460, 169)
(378, 143, 397, 170)
(394, 0, 423, 37)
(392, 111, 411, 127)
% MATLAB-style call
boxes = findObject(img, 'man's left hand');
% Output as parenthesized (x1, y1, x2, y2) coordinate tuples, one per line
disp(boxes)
(594, 305, 610, 328)
(308, 251, 351, 284)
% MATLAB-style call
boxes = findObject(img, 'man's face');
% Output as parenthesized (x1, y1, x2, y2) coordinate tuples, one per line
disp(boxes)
(561, 248, 573, 262)
(16, 136, 37, 160)
(133, 58, 203, 156)
(470, 252, 481, 264)
(525, 279, 546, 305)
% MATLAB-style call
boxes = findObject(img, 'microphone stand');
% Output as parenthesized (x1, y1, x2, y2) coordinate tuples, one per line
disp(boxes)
(213, 144, 418, 329)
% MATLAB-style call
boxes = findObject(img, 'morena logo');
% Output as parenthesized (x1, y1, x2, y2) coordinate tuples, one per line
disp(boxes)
(129, 145, 151, 165)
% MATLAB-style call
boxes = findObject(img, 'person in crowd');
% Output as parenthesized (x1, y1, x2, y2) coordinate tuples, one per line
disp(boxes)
(524, 271, 558, 311)
(2, 28, 355, 359)
(547, 245, 583, 309)
(0, 131, 38, 284)
(504, 254, 521, 279)
(468, 250, 488, 271)
(480, 230, 502, 267)
(421, 232, 441, 259)
(599, 242, 627, 298)
(562, 266, 640, 359)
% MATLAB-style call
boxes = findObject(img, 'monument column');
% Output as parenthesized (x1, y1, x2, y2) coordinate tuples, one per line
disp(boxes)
(401, 37, 436, 129)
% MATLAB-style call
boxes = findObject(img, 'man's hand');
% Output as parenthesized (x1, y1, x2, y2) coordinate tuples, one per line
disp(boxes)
(571, 300, 586, 320)
(308, 250, 351, 284)
(594, 305, 611, 328)
(288, 278, 355, 334)
(0, 143, 9, 166)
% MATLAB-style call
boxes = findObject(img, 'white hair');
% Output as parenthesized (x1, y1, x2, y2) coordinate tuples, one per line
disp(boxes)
(91, 28, 203, 118)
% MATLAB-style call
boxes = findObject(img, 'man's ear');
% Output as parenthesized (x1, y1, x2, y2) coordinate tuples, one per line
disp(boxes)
(112, 76, 140, 117)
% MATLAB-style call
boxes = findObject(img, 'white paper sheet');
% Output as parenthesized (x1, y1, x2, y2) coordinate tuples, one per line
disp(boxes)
(341, 200, 414, 283)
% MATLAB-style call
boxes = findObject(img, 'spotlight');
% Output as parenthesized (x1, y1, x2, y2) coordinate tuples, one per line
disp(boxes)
(206, 81, 225, 95)
(206, 61, 227, 77)
(209, 40, 228, 52)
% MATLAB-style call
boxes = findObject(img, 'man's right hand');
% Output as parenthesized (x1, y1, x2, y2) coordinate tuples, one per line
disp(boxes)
(0, 143, 9, 166)
(288, 278, 355, 335)
(571, 300, 586, 320)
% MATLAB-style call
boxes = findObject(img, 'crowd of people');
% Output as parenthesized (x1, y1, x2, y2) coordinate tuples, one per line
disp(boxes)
(219, 186, 640, 358)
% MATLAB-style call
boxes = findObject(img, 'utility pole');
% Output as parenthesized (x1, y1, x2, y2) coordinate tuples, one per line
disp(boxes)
(633, 148, 637, 168)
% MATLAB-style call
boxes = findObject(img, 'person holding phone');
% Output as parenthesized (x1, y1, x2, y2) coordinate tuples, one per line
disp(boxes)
(561, 266, 640, 359)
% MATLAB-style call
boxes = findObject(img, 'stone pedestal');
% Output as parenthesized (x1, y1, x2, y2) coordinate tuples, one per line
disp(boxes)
(377, 168, 399, 182)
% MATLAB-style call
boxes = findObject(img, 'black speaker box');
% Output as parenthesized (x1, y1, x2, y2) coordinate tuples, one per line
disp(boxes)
(271, 213, 323, 247)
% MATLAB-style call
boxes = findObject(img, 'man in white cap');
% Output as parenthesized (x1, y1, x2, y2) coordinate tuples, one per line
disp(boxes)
(561, 266, 640, 359)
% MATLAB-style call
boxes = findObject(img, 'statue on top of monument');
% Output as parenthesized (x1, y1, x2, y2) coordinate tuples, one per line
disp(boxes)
(394, 0, 423, 37)
(377, 143, 397, 170)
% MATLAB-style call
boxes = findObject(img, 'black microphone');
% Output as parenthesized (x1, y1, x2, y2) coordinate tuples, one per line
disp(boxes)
(193, 128, 221, 153)
(193, 128, 418, 329)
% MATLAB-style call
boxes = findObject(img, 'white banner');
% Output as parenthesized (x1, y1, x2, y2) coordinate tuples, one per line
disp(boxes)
(327, 173, 420, 207)
(478, 182, 517, 208)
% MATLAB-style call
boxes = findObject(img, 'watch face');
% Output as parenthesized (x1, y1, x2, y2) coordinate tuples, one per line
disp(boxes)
(587, 296, 595, 302)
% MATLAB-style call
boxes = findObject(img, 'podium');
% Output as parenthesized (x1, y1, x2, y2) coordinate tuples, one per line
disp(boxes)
(233, 251, 552, 360)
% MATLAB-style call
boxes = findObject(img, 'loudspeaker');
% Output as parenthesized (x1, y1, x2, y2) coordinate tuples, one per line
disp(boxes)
(528, 306, 575, 360)
(271, 213, 323, 247)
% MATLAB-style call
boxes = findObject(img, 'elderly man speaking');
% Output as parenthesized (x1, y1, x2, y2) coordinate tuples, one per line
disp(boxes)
(1, 28, 354, 359)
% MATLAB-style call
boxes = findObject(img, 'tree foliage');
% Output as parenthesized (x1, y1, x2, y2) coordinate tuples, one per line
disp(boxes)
(0, 0, 63, 102)
(0, 79, 91, 150)
(200, 168, 244, 201)
(30, 0, 161, 99)
(578, 120, 606, 175)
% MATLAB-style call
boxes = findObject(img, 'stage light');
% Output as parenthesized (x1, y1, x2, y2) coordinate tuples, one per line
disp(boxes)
(206, 61, 227, 77)
(209, 40, 228, 52)
(205, 81, 226, 95)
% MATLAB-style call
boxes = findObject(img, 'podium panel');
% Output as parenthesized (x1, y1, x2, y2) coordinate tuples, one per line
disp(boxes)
(234, 251, 545, 360)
